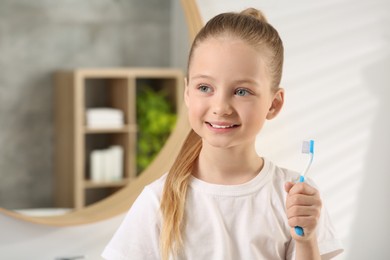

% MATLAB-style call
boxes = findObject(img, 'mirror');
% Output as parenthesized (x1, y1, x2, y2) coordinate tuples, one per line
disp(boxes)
(0, 0, 194, 220)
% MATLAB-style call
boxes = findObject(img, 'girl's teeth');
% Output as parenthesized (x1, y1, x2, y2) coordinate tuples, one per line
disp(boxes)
(211, 124, 234, 129)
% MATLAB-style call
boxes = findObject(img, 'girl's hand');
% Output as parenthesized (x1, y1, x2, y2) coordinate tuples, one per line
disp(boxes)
(284, 181, 322, 242)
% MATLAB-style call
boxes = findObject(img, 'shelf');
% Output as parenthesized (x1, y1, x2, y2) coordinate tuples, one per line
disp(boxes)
(54, 68, 184, 209)
(84, 124, 137, 134)
(84, 179, 130, 189)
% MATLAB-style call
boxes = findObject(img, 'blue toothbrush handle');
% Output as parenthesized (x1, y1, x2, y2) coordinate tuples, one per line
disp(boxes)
(294, 175, 305, 236)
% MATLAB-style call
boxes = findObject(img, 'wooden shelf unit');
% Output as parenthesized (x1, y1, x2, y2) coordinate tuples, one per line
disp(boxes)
(54, 68, 183, 209)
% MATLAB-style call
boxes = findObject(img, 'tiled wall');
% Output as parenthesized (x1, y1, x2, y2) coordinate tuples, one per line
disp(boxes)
(0, 0, 172, 209)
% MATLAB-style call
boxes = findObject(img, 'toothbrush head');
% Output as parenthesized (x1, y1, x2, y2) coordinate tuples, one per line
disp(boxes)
(302, 140, 314, 154)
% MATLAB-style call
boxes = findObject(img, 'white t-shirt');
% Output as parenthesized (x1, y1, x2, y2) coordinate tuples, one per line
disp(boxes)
(102, 158, 343, 260)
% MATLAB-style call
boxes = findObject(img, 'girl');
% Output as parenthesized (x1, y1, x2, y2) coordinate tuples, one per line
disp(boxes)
(102, 8, 343, 260)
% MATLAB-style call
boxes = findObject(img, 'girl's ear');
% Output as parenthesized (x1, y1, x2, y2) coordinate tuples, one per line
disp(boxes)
(266, 88, 284, 120)
(184, 77, 190, 108)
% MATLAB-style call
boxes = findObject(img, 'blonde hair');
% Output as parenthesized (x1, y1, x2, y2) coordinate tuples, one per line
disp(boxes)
(160, 8, 284, 259)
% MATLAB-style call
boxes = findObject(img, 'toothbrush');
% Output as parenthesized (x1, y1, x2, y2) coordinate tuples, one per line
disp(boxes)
(294, 140, 314, 236)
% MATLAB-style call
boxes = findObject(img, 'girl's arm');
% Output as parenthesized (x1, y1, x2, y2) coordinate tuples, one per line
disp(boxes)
(285, 182, 322, 260)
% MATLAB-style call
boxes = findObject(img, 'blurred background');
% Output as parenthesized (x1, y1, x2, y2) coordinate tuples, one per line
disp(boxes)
(0, 0, 188, 210)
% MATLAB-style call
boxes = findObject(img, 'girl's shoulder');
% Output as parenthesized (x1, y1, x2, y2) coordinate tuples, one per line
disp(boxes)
(266, 158, 319, 190)
(264, 158, 300, 182)
(142, 173, 168, 198)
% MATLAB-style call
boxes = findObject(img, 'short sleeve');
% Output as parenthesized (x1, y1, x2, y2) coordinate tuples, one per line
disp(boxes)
(286, 177, 344, 259)
(283, 204, 344, 260)
(101, 186, 161, 260)
(307, 178, 344, 259)
(316, 202, 344, 259)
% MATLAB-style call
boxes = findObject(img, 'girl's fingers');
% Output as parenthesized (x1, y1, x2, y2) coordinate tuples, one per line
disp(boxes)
(287, 215, 319, 230)
(284, 182, 294, 193)
(285, 181, 322, 237)
(288, 182, 318, 196)
(286, 194, 322, 209)
(286, 205, 321, 220)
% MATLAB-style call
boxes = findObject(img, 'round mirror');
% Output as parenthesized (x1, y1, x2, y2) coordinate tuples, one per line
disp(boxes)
(0, 0, 200, 225)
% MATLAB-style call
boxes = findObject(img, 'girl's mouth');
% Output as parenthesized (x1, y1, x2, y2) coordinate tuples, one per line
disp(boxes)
(206, 122, 239, 129)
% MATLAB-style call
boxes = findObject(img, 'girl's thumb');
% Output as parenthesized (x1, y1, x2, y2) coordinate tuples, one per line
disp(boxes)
(284, 182, 294, 193)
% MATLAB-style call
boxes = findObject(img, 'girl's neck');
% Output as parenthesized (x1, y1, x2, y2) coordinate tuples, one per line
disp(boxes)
(193, 143, 264, 185)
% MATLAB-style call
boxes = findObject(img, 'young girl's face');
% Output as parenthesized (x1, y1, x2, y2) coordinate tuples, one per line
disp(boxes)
(185, 36, 283, 150)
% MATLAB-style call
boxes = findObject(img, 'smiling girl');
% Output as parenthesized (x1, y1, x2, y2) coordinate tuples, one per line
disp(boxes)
(102, 8, 343, 260)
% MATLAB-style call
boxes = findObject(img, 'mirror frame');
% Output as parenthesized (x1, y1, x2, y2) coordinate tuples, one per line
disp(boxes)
(0, 0, 202, 226)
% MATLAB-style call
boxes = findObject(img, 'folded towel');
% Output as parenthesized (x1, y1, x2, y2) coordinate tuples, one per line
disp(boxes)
(87, 119, 124, 128)
(86, 108, 124, 128)
(90, 145, 124, 182)
(86, 108, 124, 118)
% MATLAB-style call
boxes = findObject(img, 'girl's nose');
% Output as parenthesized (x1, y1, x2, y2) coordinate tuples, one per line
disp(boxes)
(212, 95, 233, 116)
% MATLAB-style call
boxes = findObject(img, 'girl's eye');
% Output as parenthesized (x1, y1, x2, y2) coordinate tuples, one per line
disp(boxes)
(235, 88, 251, 96)
(198, 84, 211, 93)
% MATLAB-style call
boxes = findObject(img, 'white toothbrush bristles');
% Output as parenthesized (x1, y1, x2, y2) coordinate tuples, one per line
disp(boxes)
(302, 141, 311, 154)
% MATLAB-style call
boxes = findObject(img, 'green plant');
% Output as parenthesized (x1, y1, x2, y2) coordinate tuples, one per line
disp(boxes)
(136, 85, 177, 174)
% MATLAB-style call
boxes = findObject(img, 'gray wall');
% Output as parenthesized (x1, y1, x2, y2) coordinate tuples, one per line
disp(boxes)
(0, 0, 173, 209)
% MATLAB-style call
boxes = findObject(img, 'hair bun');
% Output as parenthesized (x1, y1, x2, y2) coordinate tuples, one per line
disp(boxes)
(240, 7, 268, 23)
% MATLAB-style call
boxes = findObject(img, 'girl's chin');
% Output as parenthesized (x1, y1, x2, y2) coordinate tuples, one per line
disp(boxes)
(202, 137, 237, 150)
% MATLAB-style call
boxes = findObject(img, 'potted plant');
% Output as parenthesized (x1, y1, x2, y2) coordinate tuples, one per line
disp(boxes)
(136, 85, 177, 174)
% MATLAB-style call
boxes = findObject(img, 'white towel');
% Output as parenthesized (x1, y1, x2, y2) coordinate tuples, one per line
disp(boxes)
(90, 146, 124, 182)
(86, 108, 124, 128)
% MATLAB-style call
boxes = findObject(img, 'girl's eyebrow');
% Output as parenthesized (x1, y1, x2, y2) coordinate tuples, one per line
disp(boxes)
(190, 74, 260, 87)
(232, 79, 260, 87)
(190, 74, 214, 81)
